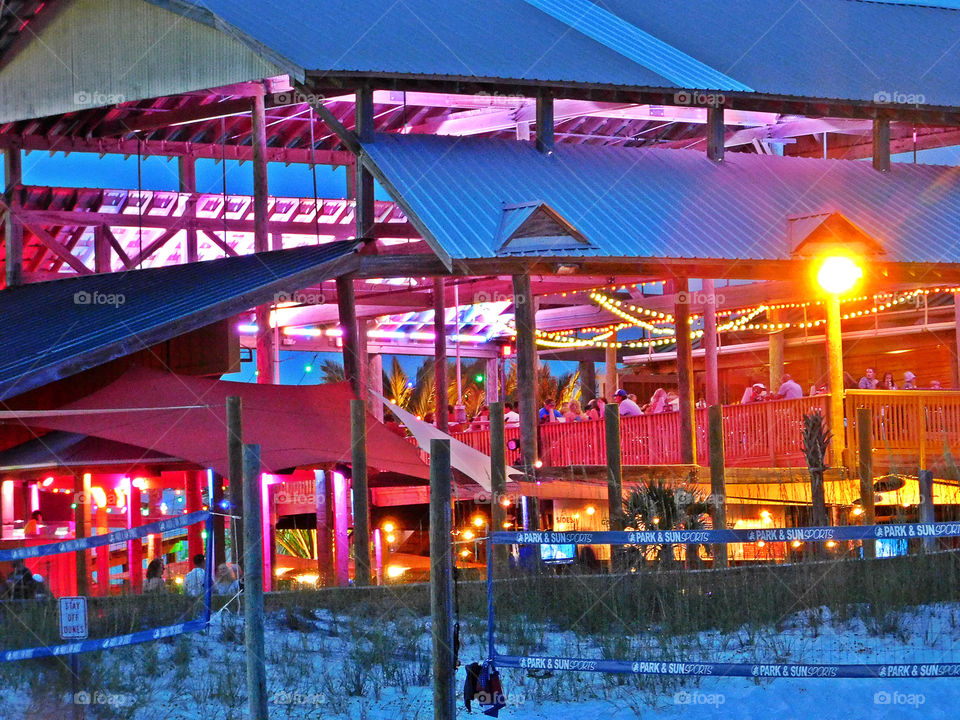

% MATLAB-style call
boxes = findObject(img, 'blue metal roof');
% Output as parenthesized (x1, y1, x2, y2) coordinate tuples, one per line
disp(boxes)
(0, 241, 360, 401)
(361, 133, 960, 264)
(171, 0, 960, 106)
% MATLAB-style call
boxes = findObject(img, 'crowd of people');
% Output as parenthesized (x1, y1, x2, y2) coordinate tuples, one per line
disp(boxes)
(142, 554, 241, 597)
(740, 368, 947, 404)
(857, 367, 943, 391)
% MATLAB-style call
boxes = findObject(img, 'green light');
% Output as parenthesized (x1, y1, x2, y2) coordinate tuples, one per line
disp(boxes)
(305, 365, 313, 373)
(70, 503, 77, 509)
(201, 530, 208, 540)
(474, 374, 484, 383)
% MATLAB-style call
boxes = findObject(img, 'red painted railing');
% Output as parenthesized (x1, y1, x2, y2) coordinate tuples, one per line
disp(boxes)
(845, 390, 960, 460)
(451, 396, 829, 467)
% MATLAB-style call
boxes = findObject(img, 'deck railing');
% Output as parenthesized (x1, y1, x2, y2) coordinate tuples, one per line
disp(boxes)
(452, 395, 828, 467)
(844, 390, 960, 462)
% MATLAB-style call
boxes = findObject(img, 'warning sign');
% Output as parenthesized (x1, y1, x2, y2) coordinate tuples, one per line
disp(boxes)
(59, 597, 88, 640)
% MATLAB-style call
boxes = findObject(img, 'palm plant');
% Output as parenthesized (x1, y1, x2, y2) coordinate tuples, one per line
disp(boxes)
(802, 410, 831, 528)
(276, 529, 315, 558)
(384, 357, 413, 409)
(319, 359, 345, 384)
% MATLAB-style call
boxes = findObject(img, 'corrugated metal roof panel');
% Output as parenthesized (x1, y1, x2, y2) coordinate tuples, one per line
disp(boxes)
(0, 241, 360, 400)
(521, 0, 751, 91)
(361, 133, 960, 264)
(177, 0, 960, 106)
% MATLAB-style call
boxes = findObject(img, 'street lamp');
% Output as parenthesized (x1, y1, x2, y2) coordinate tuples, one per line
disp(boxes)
(817, 256, 862, 295)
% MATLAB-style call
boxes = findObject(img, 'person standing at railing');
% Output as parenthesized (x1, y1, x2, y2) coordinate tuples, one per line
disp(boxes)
(503, 402, 520, 425)
(903, 371, 918, 390)
(539, 398, 565, 423)
(584, 398, 605, 421)
(563, 400, 586, 422)
(647, 387, 668, 414)
(775, 374, 803, 400)
(741, 382, 766, 403)
(880, 372, 897, 390)
(858, 367, 878, 389)
(615, 389, 642, 416)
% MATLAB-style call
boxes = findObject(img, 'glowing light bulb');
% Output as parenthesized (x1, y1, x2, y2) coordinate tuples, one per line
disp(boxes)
(817, 256, 862, 295)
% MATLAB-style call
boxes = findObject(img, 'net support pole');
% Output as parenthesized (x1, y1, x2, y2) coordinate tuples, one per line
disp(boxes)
(674, 278, 696, 464)
(919, 469, 935, 551)
(227, 396, 244, 565)
(489, 401, 509, 574)
(242, 444, 269, 720)
(351, 399, 371, 587)
(430, 439, 455, 720)
(856, 408, 876, 560)
(708, 405, 728, 568)
(604, 403, 624, 570)
(513, 273, 540, 530)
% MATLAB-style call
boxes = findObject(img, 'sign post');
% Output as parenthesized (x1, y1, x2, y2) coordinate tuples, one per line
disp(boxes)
(60, 596, 87, 720)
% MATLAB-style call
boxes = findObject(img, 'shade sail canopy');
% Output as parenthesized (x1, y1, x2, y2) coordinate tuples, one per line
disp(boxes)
(0, 431, 183, 472)
(3, 367, 429, 480)
(0, 241, 360, 402)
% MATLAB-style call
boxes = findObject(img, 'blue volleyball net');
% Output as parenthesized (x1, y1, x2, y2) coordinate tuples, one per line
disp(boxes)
(486, 522, 960, 679)
(0, 510, 214, 662)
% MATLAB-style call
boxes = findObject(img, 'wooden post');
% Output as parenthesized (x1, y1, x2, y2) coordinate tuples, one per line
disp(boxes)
(703, 279, 719, 407)
(74, 473, 91, 596)
(434, 278, 450, 432)
(93, 226, 111, 273)
(354, 89, 376, 238)
(212, 474, 226, 567)
(708, 405, 728, 568)
(95, 506, 109, 597)
(127, 484, 143, 592)
(315, 469, 334, 585)
(768, 309, 785, 391)
(489, 402, 508, 573)
(918, 469, 935, 550)
(604, 341, 617, 400)
(825, 293, 847, 465)
(579, 360, 597, 405)
(252, 93, 276, 385)
(148, 488, 163, 560)
(242, 444, 269, 720)
(227, 396, 244, 565)
(368, 348, 384, 420)
(604, 404, 623, 536)
(430, 438, 456, 720)
(706, 106, 724, 163)
(332, 469, 350, 586)
(485, 357, 501, 403)
(674, 279, 696, 464)
(4, 141, 23, 287)
(513, 273, 540, 529)
(178, 155, 199, 263)
(351, 399, 371, 586)
(536, 93, 554, 153)
(185, 471, 203, 558)
(873, 118, 890, 173)
(337, 275, 362, 397)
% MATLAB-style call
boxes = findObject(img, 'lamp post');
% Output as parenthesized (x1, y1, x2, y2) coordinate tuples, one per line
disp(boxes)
(817, 256, 863, 466)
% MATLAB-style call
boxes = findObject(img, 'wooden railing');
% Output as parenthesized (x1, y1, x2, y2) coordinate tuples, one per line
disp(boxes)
(845, 390, 960, 463)
(452, 396, 828, 468)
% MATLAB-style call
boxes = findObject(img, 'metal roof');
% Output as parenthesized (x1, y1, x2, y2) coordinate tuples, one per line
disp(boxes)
(361, 133, 960, 264)
(166, 0, 960, 106)
(0, 431, 182, 472)
(0, 241, 360, 401)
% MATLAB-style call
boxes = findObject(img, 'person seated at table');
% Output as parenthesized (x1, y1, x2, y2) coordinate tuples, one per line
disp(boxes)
(539, 398, 564, 423)
(775, 374, 803, 399)
(879, 371, 897, 390)
(615, 389, 642, 417)
(741, 382, 766, 404)
(930, 379, 944, 390)
(503, 402, 520, 425)
(647, 388, 668, 414)
(23, 510, 42, 536)
(903, 371, 918, 390)
(584, 398, 604, 420)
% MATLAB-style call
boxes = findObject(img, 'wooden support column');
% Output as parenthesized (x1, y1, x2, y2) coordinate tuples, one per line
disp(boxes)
(148, 488, 163, 561)
(954, 293, 960, 390)
(825, 293, 847, 464)
(604, 341, 617, 400)
(536, 94, 555, 153)
(332, 468, 350, 586)
(251, 92, 276, 385)
(429, 439, 456, 720)
(127, 484, 143, 592)
(93, 226, 111, 273)
(227, 396, 244, 565)
(367, 341, 383, 420)
(513, 273, 540, 529)
(95, 506, 109, 597)
(708, 406, 728, 567)
(315, 470, 334, 586)
(337, 276, 362, 397)
(434, 278, 449, 432)
(186, 471, 203, 559)
(242, 444, 268, 720)
(604, 403, 623, 527)
(706, 106, 725, 163)
(873, 118, 891, 173)
(703, 279, 719, 407)
(919, 469, 935, 550)
(579, 360, 596, 405)
(211, 474, 226, 568)
(489, 402, 509, 574)
(178, 155, 199, 263)
(351, 399, 371, 587)
(856, 407, 876, 560)
(74, 473, 92, 596)
(674, 279, 696, 464)
(4, 141, 24, 287)
(355, 88, 376, 238)
(485, 357, 501, 403)
(768, 309, 786, 390)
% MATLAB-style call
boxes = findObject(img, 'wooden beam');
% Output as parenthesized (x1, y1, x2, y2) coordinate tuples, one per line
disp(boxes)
(434, 278, 449, 432)
(4, 142, 23, 287)
(179, 156, 199, 264)
(126, 226, 181, 268)
(536, 93, 555, 153)
(337, 276, 362, 397)
(706, 106, 724, 162)
(18, 217, 92, 275)
(703, 278, 719, 406)
(673, 279, 696, 464)
(873, 118, 891, 172)
(93, 225, 110, 273)
(201, 230, 241, 257)
(513, 273, 540, 530)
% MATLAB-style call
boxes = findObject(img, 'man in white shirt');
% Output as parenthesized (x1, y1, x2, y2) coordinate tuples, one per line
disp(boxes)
(776, 374, 803, 400)
(183, 553, 206, 598)
(615, 389, 642, 417)
(503, 402, 520, 425)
